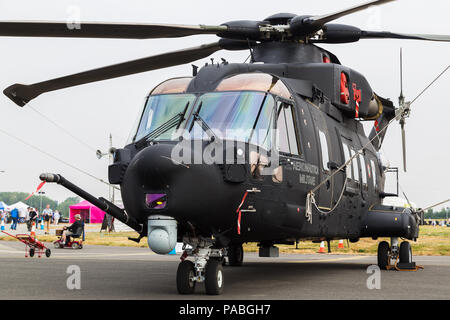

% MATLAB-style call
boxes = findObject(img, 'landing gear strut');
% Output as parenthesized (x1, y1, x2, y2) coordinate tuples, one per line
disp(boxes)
(176, 237, 225, 295)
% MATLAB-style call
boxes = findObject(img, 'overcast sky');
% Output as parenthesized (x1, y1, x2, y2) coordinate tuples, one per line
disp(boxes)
(0, 0, 449, 210)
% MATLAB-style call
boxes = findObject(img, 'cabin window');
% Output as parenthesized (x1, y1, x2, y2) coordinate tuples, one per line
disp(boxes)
(276, 102, 300, 155)
(318, 130, 329, 171)
(370, 159, 377, 189)
(342, 142, 352, 179)
(359, 152, 368, 186)
(350, 148, 359, 183)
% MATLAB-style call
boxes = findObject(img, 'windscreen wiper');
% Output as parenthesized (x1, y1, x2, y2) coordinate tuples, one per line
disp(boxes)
(189, 102, 220, 142)
(135, 103, 189, 148)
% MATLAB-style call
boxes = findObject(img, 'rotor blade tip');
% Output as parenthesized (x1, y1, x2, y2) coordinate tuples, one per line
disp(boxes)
(3, 84, 34, 107)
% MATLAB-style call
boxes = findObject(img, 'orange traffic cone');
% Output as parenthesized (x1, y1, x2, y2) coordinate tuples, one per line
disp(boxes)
(30, 222, 36, 238)
(338, 240, 345, 249)
(318, 241, 326, 253)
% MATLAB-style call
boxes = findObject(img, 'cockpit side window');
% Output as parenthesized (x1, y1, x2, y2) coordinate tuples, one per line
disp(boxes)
(276, 102, 300, 156)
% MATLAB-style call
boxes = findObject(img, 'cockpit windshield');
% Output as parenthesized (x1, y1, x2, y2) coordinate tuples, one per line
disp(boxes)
(132, 91, 277, 151)
(190, 91, 275, 150)
(133, 94, 196, 142)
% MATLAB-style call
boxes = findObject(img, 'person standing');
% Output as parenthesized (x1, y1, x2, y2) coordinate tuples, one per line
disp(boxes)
(0, 210, 5, 229)
(53, 210, 60, 225)
(27, 207, 38, 232)
(10, 208, 19, 230)
(42, 204, 53, 235)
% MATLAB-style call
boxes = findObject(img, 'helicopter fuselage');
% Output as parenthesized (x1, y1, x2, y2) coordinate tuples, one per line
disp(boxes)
(111, 43, 419, 248)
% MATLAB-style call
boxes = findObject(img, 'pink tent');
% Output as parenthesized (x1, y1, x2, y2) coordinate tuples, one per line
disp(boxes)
(69, 200, 106, 224)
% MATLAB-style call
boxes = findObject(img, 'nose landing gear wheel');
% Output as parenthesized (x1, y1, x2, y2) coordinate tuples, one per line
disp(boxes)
(377, 241, 390, 270)
(399, 241, 412, 264)
(177, 260, 196, 294)
(227, 244, 244, 266)
(205, 259, 224, 295)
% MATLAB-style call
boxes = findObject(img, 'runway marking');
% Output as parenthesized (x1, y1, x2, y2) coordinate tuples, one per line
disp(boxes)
(0, 249, 24, 254)
(53, 252, 155, 259)
(286, 256, 369, 263)
(0, 243, 13, 250)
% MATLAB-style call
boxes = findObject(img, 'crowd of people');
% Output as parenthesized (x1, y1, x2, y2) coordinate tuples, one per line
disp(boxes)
(427, 219, 450, 227)
(0, 204, 62, 235)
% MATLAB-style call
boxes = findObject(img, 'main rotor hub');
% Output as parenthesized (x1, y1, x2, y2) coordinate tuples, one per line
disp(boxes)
(264, 13, 296, 25)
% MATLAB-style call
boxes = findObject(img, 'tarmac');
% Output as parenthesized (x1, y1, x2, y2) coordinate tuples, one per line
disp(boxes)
(0, 239, 449, 300)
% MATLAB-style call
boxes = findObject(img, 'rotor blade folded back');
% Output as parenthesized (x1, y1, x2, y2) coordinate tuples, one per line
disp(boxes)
(307, 0, 395, 26)
(0, 21, 227, 39)
(3, 42, 222, 106)
(401, 125, 407, 172)
(361, 31, 450, 42)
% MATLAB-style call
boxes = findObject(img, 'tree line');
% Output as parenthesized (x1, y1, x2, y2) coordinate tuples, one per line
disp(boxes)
(424, 208, 450, 220)
(0, 192, 80, 218)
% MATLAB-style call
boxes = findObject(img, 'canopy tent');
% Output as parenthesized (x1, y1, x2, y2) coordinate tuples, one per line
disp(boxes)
(0, 201, 9, 210)
(69, 200, 106, 224)
(10, 201, 29, 218)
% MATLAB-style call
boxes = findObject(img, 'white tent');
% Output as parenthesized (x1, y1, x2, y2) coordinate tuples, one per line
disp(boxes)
(10, 202, 29, 218)
(0, 201, 9, 210)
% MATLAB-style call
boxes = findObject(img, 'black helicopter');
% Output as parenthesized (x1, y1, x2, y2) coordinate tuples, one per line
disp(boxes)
(2, 0, 449, 295)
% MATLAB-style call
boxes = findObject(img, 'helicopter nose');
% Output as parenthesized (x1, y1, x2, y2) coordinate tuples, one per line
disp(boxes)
(120, 143, 240, 226)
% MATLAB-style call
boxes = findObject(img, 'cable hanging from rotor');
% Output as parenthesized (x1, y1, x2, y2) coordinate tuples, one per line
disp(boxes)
(28, 104, 99, 154)
(422, 198, 450, 212)
(0, 127, 119, 191)
(306, 63, 450, 224)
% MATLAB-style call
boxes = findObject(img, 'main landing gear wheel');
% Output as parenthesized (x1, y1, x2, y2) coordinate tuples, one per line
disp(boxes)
(177, 260, 196, 294)
(205, 259, 224, 295)
(227, 244, 244, 266)
(377, 241, 390, 270)
(29, 248, 35, 257)
(45, 248, 51, 258)
(399, 241, 412, 264)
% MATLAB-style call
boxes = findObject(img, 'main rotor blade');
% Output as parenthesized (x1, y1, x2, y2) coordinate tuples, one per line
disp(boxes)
(361, 31, 450, 42)
(0, 21, 227, 39)
(306, 0, 395, 26)
(3, 42, 222, 107)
